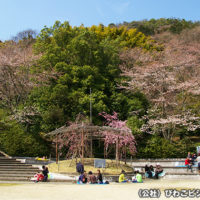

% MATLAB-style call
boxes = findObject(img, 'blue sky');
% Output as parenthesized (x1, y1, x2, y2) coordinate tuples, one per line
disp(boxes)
(1, 0, 200, 41)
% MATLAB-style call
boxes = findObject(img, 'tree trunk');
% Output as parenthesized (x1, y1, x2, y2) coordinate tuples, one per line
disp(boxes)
(81, 130, 84, 164)
(116, 137, 119, 166)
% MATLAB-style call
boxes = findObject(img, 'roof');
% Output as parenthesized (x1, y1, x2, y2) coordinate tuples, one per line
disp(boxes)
(46, 124, 132, 137)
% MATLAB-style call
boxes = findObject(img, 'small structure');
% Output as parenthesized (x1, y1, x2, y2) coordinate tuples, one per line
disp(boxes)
(46, 113, 136, 164)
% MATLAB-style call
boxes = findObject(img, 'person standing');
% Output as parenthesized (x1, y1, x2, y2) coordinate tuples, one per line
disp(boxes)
(76, 162, 84, 174)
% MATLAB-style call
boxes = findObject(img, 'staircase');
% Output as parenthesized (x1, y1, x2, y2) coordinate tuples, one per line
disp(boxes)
(0, 156, 41, 181)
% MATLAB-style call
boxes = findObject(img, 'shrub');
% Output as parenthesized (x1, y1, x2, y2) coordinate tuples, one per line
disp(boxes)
(136, 136, 196, 158)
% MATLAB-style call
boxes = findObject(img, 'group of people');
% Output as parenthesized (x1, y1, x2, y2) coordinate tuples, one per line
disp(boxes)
(119, 170, 143, 183)
(32, 153, 200, 184)
(185, 152, 200, 173)
(78, 170, 105, 184)
(145, 163, 163, 179)
(77, 161, 105, 184)
(33, 165, 49, 182)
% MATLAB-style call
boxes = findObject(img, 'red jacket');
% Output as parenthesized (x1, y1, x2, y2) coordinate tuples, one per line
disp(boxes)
(185, 159, 190, 165)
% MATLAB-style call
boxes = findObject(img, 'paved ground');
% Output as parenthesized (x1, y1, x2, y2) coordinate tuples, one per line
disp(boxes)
(0, 179, 200, 200)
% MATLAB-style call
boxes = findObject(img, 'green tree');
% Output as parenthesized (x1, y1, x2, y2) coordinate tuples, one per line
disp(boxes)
(28, 21, 149, 132)
(0, 109, 50, 156)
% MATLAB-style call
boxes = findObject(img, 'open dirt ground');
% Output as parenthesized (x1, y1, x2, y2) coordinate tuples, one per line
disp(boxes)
(0, 179, 200, 200)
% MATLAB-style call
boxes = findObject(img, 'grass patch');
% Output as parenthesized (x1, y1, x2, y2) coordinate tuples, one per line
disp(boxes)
(48, 158, 133, 175)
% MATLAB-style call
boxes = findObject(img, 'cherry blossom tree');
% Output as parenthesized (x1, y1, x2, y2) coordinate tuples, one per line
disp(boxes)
(120, 31, 200, 140)
(51, 112, 136, 162)
(99, 112, 136, 161)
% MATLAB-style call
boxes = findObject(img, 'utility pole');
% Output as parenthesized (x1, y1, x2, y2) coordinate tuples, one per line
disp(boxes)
(90, 88, 92, 124)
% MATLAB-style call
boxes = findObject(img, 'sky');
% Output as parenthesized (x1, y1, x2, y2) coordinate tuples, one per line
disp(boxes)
(0, 0, 200, 41)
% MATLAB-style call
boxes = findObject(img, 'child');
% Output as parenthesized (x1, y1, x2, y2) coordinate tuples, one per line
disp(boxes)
(31, 172, 44, 182)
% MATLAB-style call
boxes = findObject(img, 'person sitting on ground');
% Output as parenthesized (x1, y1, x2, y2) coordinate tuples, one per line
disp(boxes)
(185, 157, 192, 172)
(149, 165, 154, 177)
(145, 164, 153, 178)
(145, 164, 149, 172)
(42, 165, 49, 182)
(149, 165, 154, 172)
(132, 173, 136, 182)
(187, 152, 192, 161)
(33, 172, 44, 182)
(78, 171, 87, 184)
(191, 153, 197, 165)
(119, 170, 127, 183)
(154, 163, 163, 179)
(96, 169, 103, 184)
(196, 154, 200, 174)
(136, 170, 143, 183)
(88, 171, 97, 184)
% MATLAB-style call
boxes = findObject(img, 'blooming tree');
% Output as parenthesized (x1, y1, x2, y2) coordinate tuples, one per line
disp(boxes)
(99, 112, 137, 161)
(52, 112, 136, 161)
(120, 31, 200, 140)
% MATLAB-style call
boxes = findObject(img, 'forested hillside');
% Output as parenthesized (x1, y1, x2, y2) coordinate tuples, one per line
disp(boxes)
(0, 19, 200, 158)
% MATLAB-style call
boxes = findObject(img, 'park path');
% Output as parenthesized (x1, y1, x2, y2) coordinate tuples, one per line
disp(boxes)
(0, 179, 199, 200)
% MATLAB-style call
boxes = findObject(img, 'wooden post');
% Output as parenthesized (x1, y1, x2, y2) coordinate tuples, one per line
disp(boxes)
(125, 146, 127, 164)
(116, 137, 119, 166)
(58, 153, 60, 172)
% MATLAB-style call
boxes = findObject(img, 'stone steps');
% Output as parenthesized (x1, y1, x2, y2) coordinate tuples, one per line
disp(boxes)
(130, 159, 200, 179)
(0, 164, 33, 166)
(0, 166, 38, 170)
(0, 155, 74, 182)
(0, 169, 40, 172)
(0, 172, 38, 175)
(0, 155, 41, 181)
(0, 177, 32, 181)
(133, 166, 198, 173)
(0, 174, 35, 177)
(131, 160, 192, 167)
(0, 159, 21, 162)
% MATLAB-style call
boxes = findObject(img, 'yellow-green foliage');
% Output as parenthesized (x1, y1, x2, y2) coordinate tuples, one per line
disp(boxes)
(89, 24, 160, 50)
